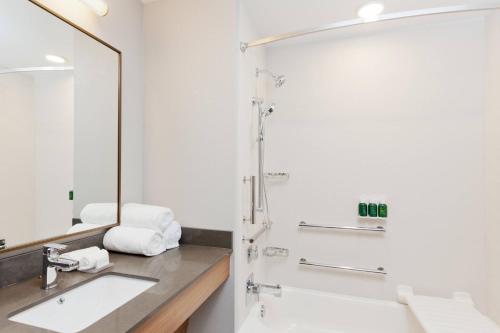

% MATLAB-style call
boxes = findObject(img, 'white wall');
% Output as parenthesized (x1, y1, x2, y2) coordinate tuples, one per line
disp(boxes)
(36, 0, 144, 205)
(0, 73, 36, 247)
(485, 11, 500, 325)
(34, 72, 74, 239)
(143, 0, 237, 232)
(143, 0, 237, 332)
(241, 17, 489, 313)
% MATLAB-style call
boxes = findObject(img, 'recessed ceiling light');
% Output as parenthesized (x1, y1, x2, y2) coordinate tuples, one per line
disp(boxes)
(45, 55, 67, 64)
(358, 2, 385, 21)
(79, 0, 109, 17)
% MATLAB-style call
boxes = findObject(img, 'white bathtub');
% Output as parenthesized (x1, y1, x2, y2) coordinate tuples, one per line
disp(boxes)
(239, 287, 425, 333)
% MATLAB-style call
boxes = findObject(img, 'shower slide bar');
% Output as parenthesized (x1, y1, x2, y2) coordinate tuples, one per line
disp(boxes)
(298, 221, 386, 233)
(240, 3, 500, 52)
(299, 258, 387, 275)
(242, 225, 268, 244)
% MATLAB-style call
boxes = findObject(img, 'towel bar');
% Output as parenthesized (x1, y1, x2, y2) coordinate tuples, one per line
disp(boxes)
(299, 258, 387, 275)
(298, 221, 386, 232)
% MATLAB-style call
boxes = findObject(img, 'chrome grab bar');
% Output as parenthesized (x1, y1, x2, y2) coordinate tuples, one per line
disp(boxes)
(298, 221, 386, 232)
(299, 258, 387, 275)
(243, 176, 256, 224)
(242, 225, 267, 244)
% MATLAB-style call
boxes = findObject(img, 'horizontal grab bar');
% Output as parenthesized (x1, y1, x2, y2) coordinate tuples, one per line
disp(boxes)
(298, 221, 386, 232)
(242, 225, 267, 244)
(299, 258, 387, 275)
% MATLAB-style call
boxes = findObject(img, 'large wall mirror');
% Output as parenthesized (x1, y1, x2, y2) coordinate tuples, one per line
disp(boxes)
(0, 0, 121, 252)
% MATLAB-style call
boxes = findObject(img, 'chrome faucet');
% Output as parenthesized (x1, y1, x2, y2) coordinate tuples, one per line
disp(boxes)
(41, 243, 79, 290)
(247, 280, 282, 298)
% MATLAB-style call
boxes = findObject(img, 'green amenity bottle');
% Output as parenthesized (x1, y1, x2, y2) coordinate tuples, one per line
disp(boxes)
(358, 199, 368, 217)
(368, 200, 378, 218)
(378, 200, 388, 218)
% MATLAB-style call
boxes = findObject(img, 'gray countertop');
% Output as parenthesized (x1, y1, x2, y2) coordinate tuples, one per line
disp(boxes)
(0, 245, 232, 333)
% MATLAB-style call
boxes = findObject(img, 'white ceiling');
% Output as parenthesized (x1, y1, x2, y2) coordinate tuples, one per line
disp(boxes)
(242, 0, 499, 37)
(0, 0, 74, 70)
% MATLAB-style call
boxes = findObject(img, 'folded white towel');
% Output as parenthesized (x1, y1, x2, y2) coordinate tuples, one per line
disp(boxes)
(60, 246, 106, 271)
(80, 203, 117, 225)
(163, 221, 182, 250)
(66, 223, 102, 234)
(103, 226, 167, 256)
(121, 203, 174, 233)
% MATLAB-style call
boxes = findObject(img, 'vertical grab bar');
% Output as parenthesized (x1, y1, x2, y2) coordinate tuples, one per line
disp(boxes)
(243, 176, 256, 224)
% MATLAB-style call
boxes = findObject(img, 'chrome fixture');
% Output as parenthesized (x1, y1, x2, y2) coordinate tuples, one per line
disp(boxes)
(247, 244, 259, 263)
(240, 4, 500, 52)
(41, 243, 79, 290)
(256, 68, 286, 88)
(0, 238, 5, 250)
(247, 278, 282, 299)
(298, 221, 386, 233)
(299, 258, 387, 275)
(253, 98, 279, 215)
(251, 68, 286, 226)
(263, 247, 289, 257)
(243, 176, 256, 224)
(242, 224, 268, 244)
(252, 97, 272, 213)
(265, 172, 290, 181)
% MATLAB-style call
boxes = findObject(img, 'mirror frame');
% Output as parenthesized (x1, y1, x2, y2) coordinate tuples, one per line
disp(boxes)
(0, 0, 122, 256)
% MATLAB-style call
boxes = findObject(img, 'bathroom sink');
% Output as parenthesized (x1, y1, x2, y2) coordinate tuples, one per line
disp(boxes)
(9, 273, 158, 333)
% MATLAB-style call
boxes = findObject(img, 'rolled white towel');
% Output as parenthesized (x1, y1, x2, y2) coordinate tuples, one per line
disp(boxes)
(80, 203, 117, 225)
(103, 226, 167, 256)
(66, 223, 102, 234)
(93, 249, 110, 270)
(163, 221, 182, 250)
(60, 246, 103, 271)
(121, 203, 174, 233)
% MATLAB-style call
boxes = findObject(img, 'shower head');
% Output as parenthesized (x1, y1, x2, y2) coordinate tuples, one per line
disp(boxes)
(256, 68, 286, 88)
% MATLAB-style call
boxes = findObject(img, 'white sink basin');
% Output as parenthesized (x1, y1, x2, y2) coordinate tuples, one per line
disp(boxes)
(9, 273, 157, 333)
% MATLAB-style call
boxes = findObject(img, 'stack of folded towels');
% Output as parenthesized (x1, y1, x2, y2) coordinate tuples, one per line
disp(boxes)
(74, 203, 181, 256)
(60, 246, 110, 272)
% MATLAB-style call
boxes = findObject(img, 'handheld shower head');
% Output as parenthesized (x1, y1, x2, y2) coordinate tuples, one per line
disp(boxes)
(256, 68, 286, 88)
(266, 104, 276, 116)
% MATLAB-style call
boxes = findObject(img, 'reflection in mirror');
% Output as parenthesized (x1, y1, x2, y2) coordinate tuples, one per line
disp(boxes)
(0, 0, 120, 250)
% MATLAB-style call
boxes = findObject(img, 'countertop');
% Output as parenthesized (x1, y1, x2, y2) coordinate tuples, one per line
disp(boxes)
(0, 245, 232, 333)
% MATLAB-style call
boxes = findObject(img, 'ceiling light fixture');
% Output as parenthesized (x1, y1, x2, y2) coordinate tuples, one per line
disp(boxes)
(358, 2, 385, 21)
(79, 0, 109, 17)
(45, 54, 67, 64)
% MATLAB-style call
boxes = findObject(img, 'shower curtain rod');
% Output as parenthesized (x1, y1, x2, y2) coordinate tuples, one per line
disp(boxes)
(240, 3, 500, 52)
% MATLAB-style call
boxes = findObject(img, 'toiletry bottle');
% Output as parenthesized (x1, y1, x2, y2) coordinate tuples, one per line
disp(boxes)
(368, 199, 378, 218)
(378, 199, 388, 218)
(358, 197, 368, 217)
